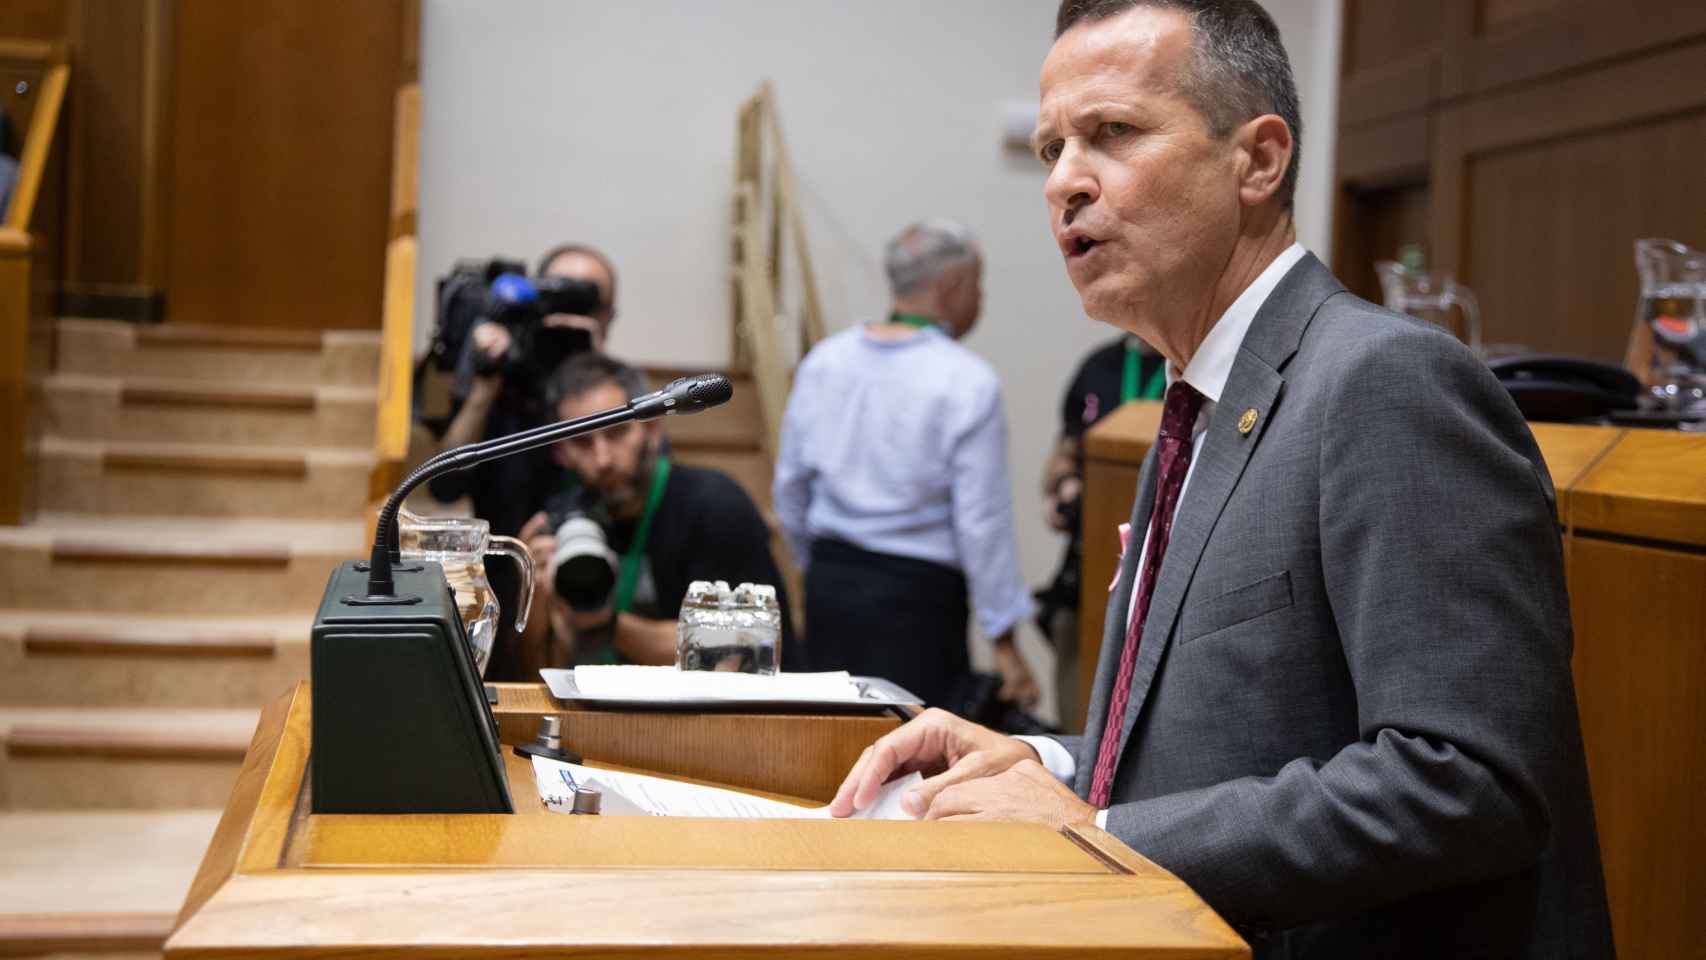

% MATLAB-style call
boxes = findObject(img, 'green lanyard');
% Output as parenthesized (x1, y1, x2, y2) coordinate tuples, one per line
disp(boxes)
(1121, 343, 1166, 402)
(613, 456, 671, 614)
(890, 312, 938, 331)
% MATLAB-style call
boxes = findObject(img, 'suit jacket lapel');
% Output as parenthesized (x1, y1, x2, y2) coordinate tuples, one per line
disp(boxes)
(1106, 253, 1347, 767)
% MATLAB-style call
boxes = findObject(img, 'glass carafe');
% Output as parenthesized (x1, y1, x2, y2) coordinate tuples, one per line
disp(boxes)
(1631, 238, 1706, 415)
(398, 510, 533, 677)
(1376, 260, 1483, 355)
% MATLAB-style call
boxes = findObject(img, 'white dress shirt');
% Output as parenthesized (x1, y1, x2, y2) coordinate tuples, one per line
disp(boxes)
(1020, 243, 1307, 824)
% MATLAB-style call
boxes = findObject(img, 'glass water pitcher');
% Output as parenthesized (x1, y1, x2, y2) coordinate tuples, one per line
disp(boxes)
(398, 510, 534, 677)
(1376, 260, 1483, 355)
(1632, 238, 1706, 415)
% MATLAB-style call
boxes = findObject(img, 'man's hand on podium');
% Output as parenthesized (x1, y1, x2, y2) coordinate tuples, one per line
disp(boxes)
(830, 708, 1095, 831)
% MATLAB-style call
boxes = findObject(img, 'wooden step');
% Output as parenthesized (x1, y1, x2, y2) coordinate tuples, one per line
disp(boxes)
(55, 318, 379, 387)
(0, 709, 254, 809)
(0, 612, 310, 708)
(0, 514, 362, 615)
(42, 373, 377, 449)
(37, 437, 374, 520)
(0, 809, 219, 953)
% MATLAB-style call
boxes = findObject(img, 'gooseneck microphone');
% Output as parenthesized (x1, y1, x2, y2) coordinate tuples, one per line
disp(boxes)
(360, 373, 733, 600)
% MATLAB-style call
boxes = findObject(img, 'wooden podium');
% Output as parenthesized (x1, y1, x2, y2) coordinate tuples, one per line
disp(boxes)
(165, 682, 1248, 958)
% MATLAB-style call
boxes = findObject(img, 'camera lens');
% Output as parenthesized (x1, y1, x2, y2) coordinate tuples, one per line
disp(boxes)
(550, 516, 617, 611)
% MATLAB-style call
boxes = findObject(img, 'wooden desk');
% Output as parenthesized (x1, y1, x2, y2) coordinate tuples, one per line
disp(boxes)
(1079, 413, 1706, 959)
(166, 683, 1248, 958)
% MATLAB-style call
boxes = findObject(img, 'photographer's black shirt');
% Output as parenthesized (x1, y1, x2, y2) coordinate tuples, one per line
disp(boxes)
(572, 462, 801, 671)
(427, 368, 558, 539)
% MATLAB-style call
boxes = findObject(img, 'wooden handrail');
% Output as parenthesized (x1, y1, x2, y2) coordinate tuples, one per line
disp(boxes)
(3, 46, 68, 232)
(370, 82, 419, 501)
(730, 82, 826, 461)
(2, 43, 69, 525)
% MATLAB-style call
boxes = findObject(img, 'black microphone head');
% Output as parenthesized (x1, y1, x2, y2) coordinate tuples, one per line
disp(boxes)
(631, 373, 735, 420)
(683, 373, 734, 410)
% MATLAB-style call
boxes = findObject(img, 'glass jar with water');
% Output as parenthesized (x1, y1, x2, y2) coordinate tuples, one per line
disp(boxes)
(397, 510, 534, 677)
(677, 580, 780, 675)
(1631, 238, 1706, 418)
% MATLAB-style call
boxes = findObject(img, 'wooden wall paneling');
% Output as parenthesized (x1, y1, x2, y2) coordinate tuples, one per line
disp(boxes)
(1465, 108, 1706, 361)
(1448, 0, 1706, 99)
(1568, 537, 1706, 960)
(1336, 52, 1436, 129)
(138, 0, 172, 293)
(1477, 0, 1571, 33)
(1456, 39, 1706, 159)
(1340, 0, 1444, 77)
(165, 0, 406, 331)
(0, 0, 65, 43)
(1425, 105, 1467, 292)
(1332, 182, 1430, 307)
(1335, 113, 1429, 189)
(62, 0, 145, 290)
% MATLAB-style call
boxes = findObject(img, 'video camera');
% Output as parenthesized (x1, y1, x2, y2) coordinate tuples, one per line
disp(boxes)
(429, 256, 604, 382)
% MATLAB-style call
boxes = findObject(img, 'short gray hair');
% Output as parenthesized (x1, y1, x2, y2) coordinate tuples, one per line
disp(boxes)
(884, 220, 980, 297)
(1055, 0, 1302, 210)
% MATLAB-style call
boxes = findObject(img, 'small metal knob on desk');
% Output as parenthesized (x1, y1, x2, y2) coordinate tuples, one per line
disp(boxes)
(570, 787, 602, 815)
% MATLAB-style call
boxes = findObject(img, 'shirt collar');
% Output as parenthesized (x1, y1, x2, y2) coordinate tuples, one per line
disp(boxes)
(1168, 242, 1307, 403)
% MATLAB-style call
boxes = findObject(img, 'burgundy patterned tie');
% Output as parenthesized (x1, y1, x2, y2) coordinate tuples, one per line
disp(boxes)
(1088, 380, 1206, 808)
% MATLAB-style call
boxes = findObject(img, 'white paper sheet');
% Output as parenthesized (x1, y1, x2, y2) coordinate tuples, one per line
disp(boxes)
(533, 755, 921, 821)
(562, 665, 865, 703)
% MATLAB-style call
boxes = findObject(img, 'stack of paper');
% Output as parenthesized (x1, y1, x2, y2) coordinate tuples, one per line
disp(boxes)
(560, 665, 865, 703)
(533, 755, 920, 821)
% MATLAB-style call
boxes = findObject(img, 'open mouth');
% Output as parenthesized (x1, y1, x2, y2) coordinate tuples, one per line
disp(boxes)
(1070, 236, 1100, 258)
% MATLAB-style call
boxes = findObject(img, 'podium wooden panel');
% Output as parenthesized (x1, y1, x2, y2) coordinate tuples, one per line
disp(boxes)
(1079, 411, 1706, 959)
(166, 682, 1248, 958)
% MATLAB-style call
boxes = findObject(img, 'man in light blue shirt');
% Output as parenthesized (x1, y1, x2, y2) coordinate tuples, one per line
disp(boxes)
(773, 220, 1038, 710)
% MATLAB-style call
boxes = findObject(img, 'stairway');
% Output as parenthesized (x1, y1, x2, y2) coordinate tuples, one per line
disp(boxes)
(0, 319, 377, 958)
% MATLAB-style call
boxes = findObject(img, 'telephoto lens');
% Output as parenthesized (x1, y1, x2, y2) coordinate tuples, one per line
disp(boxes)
(549, 515, 618, 611)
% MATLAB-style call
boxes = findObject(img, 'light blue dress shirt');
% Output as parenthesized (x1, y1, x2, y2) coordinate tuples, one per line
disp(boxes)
(773, 323, 1033, 640)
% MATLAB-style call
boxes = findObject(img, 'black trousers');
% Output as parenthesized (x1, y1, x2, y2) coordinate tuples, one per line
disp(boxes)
(804, 539, 969, 708)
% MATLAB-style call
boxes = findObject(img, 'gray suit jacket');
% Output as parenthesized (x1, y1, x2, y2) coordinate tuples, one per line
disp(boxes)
(1053, 254, 1613, 958)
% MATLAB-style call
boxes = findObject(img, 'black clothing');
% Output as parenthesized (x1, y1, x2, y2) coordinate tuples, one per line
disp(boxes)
(544, 463, 802, 672)
(426, 339, 558, 538)
(1036, 338, 1166, 633)
(1060, 336, 1165, 438)
(804, 538, 970, 708)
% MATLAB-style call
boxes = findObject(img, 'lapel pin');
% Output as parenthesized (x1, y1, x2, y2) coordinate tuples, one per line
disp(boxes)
(1238, 408, 1258, 435)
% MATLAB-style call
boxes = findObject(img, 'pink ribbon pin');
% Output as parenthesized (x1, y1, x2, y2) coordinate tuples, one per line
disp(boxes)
(1109, 522, 1132, 591)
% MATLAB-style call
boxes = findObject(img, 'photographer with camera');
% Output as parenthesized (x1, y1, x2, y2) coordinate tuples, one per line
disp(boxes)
(423, 244, 618, 680)
(516, 353, 798, 670)
(428, 244, 619, 534)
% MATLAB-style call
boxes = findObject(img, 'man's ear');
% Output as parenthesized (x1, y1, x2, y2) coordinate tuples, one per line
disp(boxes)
(642, 419, 664, 453)
(1234, 113, 1292, 208)
(549, 440, 570, 469)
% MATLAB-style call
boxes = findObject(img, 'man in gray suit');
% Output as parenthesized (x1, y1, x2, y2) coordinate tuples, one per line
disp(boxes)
(831, 2, 1614, 956)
